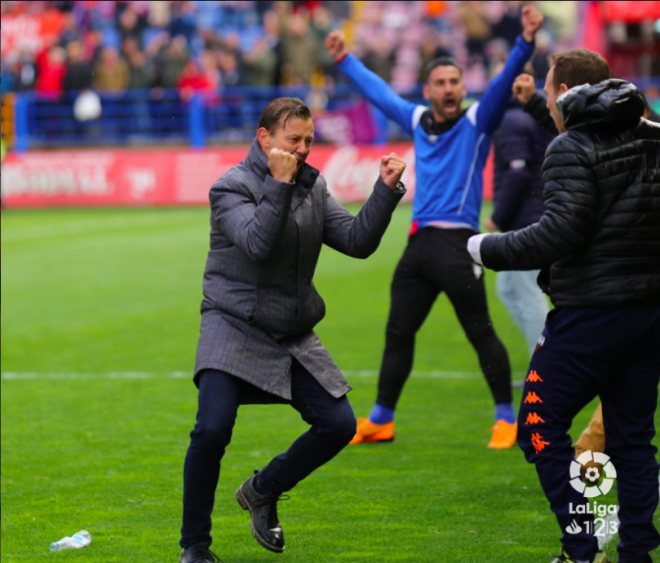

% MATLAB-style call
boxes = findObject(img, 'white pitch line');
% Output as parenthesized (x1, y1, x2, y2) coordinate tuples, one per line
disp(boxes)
(344, 370, 480, 379)
(1, 370, 481, 381)
(1, 371, 189, 380)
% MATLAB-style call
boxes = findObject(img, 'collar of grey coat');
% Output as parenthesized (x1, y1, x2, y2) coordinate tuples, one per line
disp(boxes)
(246, 138, 321, 211)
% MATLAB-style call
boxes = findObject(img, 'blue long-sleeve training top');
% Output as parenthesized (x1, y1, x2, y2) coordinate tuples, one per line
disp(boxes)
(338, 35, 535, 233)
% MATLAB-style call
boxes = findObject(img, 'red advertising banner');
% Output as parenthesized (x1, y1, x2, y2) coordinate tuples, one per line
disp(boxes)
(600, 1, 660, 23)
(1, 144, 494, 208)
(0, 11, 67, 58)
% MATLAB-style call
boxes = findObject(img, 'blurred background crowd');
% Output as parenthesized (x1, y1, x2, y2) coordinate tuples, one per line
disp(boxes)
(0, 0, 589, 96)
(1, 0, 659, 148)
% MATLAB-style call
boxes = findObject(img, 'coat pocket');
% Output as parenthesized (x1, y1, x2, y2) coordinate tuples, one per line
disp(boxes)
(203, 250, 257, 322)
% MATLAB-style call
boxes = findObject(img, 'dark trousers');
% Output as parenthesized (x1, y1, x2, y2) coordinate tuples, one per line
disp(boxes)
(377, 228, 512, 408)
(517, 306, 660, 563)
(180, 360, 356, 548)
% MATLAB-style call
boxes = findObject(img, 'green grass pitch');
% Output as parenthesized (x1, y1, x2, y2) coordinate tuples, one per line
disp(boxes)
(2, 204, 659, 562)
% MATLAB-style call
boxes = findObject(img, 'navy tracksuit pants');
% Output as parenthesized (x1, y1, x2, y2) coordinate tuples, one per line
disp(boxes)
(517, 306, 660, 563)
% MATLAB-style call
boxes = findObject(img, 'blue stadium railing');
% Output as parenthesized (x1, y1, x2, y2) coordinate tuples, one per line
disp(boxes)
(6, 85, 426, 151)
(5, 77, 659, 151)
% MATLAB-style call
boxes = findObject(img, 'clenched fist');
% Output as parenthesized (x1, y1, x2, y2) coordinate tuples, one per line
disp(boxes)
(521, 5, 543, 43)
(324, 30, 348, 61)
(513, 73, 535, 104)
(268, 148, 298, 183)
(379, 153, 406, 189)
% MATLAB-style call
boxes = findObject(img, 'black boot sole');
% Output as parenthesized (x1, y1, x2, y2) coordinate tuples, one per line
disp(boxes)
(235, 485, 285, 554)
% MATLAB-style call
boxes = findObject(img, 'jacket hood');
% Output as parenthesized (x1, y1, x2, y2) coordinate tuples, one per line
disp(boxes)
(558, 79, 645, 130)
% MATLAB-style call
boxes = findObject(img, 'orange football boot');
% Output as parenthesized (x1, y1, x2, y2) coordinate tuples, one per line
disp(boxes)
(488, 420, 517, 449)
(349, 417, 395, 444)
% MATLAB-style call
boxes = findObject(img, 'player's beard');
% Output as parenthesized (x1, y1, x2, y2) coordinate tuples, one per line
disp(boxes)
(433, 97, 461, 122)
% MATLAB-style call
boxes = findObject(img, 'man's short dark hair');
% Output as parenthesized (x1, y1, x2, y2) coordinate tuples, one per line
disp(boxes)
(424, 57, 462, 82)
(258, 97, 312, 134)
(548, 49, 610, 90)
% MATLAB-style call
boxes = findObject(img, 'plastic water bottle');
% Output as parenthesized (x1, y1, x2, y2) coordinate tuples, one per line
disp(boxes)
(49, 530, 92, 551)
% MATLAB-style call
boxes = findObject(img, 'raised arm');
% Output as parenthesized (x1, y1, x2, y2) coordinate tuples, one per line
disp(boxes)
(323, 153, 406, 258)
(474, 6, 542, 134)
(210, 149, 297, 261)
(325, 30, 421, 135)
(513, 73, 559, 135)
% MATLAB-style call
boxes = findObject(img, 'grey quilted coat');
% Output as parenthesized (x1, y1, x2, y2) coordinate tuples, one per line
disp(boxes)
(194, 139, 405, 400)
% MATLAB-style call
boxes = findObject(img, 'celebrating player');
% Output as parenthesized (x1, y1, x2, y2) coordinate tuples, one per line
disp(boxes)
(325, 5, 544, 449)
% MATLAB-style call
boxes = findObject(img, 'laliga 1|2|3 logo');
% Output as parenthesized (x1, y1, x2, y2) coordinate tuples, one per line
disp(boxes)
(565, 450, 620, 537)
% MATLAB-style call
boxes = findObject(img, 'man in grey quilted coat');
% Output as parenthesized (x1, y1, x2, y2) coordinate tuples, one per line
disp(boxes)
(179, 97, 407, 563)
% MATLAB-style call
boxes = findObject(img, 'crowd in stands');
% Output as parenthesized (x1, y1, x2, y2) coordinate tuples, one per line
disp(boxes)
(1, 0, 576, 101)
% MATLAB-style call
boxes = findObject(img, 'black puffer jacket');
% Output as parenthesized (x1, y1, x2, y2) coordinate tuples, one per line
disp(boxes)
(480, 79, 660, 307)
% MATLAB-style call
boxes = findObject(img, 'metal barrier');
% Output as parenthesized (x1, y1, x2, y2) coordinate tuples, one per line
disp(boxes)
(2, 77, 658, 151)
(1, 85, 428, 151)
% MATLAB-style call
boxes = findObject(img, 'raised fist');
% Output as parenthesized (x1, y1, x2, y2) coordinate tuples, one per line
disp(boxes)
(379, 153, 406, 189)
(268, 148, 298, 183)
(324, 30, 348, 61)
(521, 5, 543, 43)
(513, 73, 536, 104)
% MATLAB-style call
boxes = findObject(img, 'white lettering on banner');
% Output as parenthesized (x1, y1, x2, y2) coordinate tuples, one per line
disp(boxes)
(0, 16, 42, 56)
(1, 155, 115, 198)
(126, 168, 157, 199)
(314, 115, 353, 146)
(322, 146, 416, 201)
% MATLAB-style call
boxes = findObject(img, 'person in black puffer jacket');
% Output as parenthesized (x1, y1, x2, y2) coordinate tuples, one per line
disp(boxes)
(469, 49, 660, 563)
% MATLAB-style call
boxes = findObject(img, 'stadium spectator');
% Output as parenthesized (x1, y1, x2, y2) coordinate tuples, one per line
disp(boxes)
(93, 46, 129, 92)
(58, 12, 82, 48)
(309, 5, 337, 77)
(491, 0, 523, 49)
(326, 5, 544, 450)
(126, 48, 155, 90)
(243, 37, 278, 87)
(179, 97, 407, 563)
(457, 1, 492, 67)
(62, 40, 93, 92)
(168, 1, 197, 46)
(417, 29, 453, 84)
(177, 59, 212, 102)
(156, 35, 190, 89)
(530, 28, 553, 81)
(362, 36, 396, 85)
(468, 49, 660, 563)
(279, 11, 320, 85)
(117, 3, 148, 49)
(486, 66, 552, 359)
(216, 47, 244, 87)
(35, 44, 67, 97)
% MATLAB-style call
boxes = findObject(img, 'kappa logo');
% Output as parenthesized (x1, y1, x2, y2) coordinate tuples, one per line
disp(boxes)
(525, 412, 545, 425)
(526, 370, 543, 383)
(524, 391, 543, 404)
(569, 450, 617, 498)
(531, 432, 550, 454)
